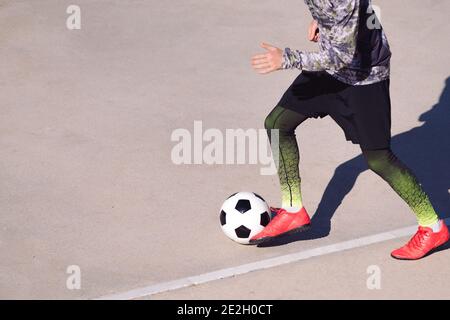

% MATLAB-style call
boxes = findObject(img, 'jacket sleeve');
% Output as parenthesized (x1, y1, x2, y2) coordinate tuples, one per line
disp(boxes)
(281, 0, 359, 72)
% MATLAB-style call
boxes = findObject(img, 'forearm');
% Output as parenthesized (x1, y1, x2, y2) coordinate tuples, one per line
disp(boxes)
(281, 48, 330, 71)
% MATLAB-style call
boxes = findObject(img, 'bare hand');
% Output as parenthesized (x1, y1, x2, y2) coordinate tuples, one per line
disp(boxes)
(251, 42, 283, 75)
(308, 20, 320, 42)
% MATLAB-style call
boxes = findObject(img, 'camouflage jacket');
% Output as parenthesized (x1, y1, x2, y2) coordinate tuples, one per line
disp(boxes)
(281, 0, 392, 85)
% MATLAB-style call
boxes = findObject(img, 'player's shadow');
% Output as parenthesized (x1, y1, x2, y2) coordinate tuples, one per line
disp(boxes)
(259, 77, 450, 247)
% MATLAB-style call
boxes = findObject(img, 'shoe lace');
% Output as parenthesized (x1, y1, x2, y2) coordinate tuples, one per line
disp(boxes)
(269, 207, 281, 214)
(264, 208, 288, 232)
(408, 227, 431, 250)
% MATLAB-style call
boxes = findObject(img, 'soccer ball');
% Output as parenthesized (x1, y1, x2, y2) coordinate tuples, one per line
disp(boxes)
(219, 192, 271, 244)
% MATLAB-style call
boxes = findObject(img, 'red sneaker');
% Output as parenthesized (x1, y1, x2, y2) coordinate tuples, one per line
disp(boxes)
(249, 207, 311, 245)
(391, 221, 449, 260)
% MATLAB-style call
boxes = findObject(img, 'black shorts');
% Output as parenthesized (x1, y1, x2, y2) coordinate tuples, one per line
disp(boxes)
(276, 71, 392, 150)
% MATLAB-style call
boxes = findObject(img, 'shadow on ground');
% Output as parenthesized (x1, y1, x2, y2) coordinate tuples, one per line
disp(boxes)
(259, 77, 450, 248)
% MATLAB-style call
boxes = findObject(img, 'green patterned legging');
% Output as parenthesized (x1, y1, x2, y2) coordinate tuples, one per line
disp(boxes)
(265, 105, 439, 226)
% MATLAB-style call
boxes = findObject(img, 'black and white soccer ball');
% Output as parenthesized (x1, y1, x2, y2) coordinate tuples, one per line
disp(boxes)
(219, 192, 271, 244)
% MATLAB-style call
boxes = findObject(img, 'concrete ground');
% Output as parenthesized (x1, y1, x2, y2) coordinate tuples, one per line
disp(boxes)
(148, 237, 450, 300)
(0, 0, 449, 299)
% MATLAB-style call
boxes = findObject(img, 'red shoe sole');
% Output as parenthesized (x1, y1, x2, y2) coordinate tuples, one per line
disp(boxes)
(249, 223, 311, 245)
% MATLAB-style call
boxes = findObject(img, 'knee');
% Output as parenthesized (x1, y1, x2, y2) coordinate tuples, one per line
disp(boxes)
(265, 105, 304, 134)
(264, 112, 277, 131)
(366, 157, 384, 174)
(264, 107, 287, 131)
(364, 150, 391, 174)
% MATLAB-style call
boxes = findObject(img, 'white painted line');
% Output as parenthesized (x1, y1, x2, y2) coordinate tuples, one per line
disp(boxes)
(96, 218, 450, 300)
